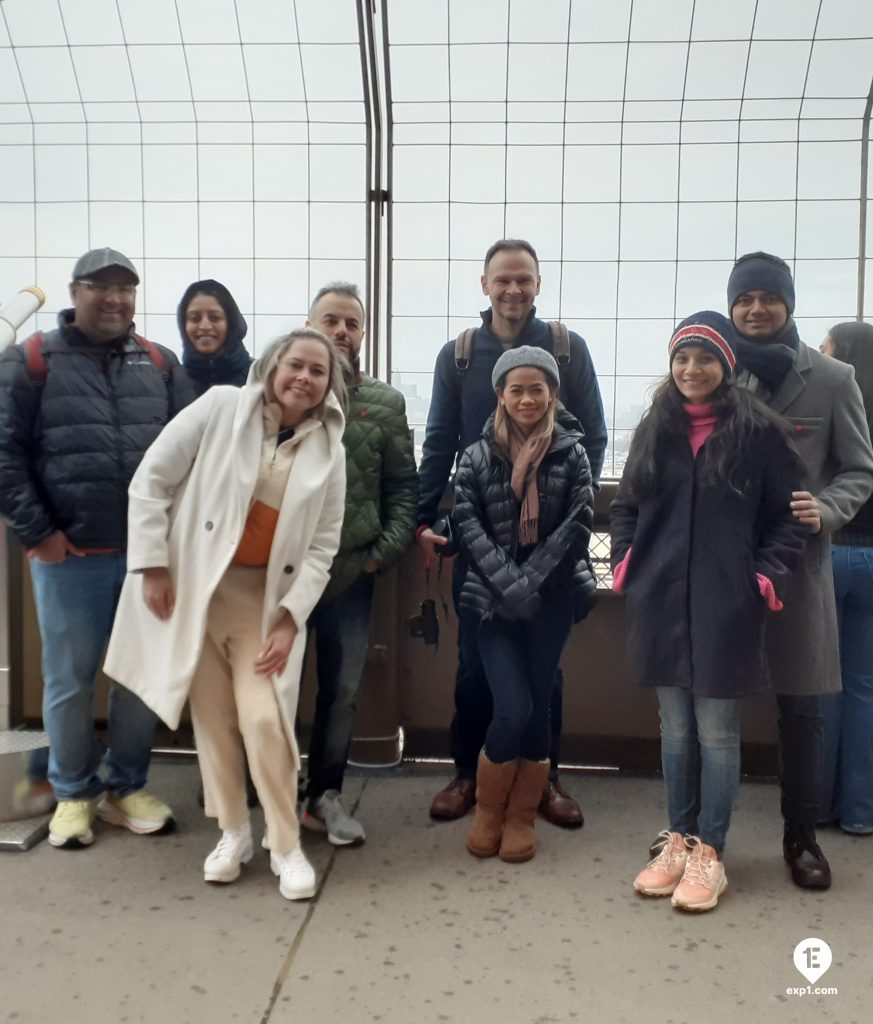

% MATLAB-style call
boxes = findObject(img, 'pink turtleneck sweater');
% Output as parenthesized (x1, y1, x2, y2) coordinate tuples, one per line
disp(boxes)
(613, 402, 781, 610)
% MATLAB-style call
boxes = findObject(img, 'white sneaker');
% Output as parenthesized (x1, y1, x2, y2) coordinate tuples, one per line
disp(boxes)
(301, 789, 366, 846)
(270, 843, 317, 900)
(204, 823, 254, 884)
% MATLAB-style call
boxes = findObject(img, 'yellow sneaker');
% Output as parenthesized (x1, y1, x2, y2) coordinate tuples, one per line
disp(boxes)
(48, 798, 97, 848)
(97, 789, 176, 835)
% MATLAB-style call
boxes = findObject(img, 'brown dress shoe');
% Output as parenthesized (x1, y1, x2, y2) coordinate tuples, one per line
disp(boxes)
(429, 777, 476, 820)
(539, 779, 584, 829)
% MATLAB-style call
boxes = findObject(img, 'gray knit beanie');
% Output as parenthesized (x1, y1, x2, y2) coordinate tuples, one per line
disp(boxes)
(492, 345, 561, 390)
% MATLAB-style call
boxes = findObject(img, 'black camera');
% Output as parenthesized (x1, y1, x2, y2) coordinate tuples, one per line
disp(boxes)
(408, 598, 439, 645)
(431, 516, 457, 558)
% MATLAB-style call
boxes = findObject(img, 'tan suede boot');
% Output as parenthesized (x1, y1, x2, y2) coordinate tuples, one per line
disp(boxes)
(499, 759, 550, 863)
(466, 752, 518, 858)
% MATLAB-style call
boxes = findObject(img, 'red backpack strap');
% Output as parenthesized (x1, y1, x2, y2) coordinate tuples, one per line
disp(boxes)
(23, 331, 47, 388)
(132, 334, 169, 378)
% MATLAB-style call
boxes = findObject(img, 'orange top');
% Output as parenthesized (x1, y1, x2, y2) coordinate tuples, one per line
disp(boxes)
(232, 500, 280, 566)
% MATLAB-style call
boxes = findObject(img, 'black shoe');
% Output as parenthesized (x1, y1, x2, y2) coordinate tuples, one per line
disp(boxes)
(783, 828, 832, 890)
(649, 832, 670, 858)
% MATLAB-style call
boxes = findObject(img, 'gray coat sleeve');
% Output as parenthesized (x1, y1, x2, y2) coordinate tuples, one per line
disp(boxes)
(818, 369, 873, 534)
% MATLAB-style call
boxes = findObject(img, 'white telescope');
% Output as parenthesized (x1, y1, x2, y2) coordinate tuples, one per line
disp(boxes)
(0, 286, 46, 354)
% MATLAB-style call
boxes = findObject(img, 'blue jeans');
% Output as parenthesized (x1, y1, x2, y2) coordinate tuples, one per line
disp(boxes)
(657, 688, 741, 854)
(30, 553, 158, 801)
(305, 572, 375, 800)
(450, 557, 565, 779)
(821, 545, 873, 832)
(477, 591, 573, 764)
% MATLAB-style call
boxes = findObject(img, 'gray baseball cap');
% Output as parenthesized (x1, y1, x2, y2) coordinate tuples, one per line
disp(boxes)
(72, 247, 140, 285)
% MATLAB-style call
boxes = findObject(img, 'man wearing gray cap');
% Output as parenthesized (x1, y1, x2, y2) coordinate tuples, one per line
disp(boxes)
(0, 247, 194, 849)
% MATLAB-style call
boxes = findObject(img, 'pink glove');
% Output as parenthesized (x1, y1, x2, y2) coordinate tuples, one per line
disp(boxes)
(612, 549, 631, 593)
(757, 573, 783, 612)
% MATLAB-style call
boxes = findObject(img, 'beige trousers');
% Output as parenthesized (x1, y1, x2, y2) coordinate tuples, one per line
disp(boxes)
(189, 565, 299, 854)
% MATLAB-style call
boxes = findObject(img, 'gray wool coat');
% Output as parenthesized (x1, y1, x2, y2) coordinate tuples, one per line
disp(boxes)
(744, 341, 873, 695)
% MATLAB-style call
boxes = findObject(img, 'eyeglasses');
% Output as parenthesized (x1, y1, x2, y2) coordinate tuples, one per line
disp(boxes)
(77, 279, 137, 298)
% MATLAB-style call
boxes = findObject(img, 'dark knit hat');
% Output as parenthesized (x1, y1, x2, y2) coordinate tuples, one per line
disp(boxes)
(492, 345, 561, 390)
(727, 251, 795, 315)
(669, 311, 738, 377)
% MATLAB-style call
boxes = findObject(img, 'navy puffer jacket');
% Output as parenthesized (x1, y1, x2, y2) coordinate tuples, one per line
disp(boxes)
(0, 311, 194, 550)
(452, 409, 595, 623)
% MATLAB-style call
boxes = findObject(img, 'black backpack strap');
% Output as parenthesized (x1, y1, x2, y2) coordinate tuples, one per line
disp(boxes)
(454, 328, 477, 380)
(548, 321, 571, 367)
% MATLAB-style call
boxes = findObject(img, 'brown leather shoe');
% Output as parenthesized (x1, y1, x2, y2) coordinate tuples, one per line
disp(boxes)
(429, 777, 476, 820)
(539, 779, 584, 829)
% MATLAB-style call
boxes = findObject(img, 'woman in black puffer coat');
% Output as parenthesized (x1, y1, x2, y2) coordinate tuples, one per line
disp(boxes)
(453, 346, 594, 865)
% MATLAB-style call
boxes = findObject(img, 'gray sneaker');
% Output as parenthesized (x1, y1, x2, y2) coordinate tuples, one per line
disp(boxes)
(301, 789, 366, 846)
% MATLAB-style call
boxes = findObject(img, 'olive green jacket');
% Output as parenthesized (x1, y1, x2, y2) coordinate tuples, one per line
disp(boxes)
(323, 373, 418, 599)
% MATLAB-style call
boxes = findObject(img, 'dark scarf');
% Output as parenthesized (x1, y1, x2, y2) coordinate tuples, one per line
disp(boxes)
(734, 318, 800, 392)
(178, 279, 252, 396)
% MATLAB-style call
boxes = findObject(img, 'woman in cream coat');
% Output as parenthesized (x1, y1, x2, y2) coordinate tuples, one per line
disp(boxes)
(105, 328, 346, 901)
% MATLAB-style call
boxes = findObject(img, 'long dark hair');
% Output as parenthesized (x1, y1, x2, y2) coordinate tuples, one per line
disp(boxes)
(828, 321, 873, 438)
(624, 374, 789, 499)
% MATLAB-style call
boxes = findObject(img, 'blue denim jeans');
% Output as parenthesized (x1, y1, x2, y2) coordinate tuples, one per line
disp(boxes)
(29, 552, 158, 801)
(656, 688, 741, 854)
(305, 572, 375, 800)
(477, 591, 573, 764)
(450, 557, 565, 779)
(821, 545, 873, 832)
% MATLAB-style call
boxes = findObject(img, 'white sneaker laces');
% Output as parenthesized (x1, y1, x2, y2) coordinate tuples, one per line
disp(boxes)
(682, 840, 717, 885)
(213, 827, 248, 858)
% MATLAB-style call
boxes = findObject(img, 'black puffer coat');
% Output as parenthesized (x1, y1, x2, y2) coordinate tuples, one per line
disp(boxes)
(610, 422, 807, 698)
(452, 410, 595, 622)
(0, 311, 194, 550)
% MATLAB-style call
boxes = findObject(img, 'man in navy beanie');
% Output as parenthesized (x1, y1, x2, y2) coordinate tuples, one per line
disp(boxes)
(728, 252, 873, 889)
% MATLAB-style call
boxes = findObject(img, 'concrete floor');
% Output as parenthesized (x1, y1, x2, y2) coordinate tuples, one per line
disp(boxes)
(1, 760, 870, 1024)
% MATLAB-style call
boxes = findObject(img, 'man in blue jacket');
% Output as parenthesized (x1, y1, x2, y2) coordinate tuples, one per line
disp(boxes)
(0, 248, 194, 850)
(418, 238, 607, 826)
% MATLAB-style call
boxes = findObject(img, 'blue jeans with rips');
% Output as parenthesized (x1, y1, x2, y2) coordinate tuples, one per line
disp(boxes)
(821, 545, 873, 833)
(29, 552, 158, 801)
(305, 572, 375, 801)
(656, 688, 742, 854)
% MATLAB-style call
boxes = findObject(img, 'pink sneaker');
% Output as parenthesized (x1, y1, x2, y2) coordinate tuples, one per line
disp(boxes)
(671, 837, 727, 912)
(633, 830, 689, 896)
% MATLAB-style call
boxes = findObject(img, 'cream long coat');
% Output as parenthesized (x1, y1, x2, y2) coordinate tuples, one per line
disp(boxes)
(104, 382, 346, 766)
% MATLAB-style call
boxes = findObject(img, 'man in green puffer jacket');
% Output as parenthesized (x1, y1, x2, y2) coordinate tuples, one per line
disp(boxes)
(300, 283, 417, 846)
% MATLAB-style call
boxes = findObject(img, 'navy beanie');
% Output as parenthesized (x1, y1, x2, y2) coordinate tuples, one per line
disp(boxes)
(727, 252, 795, 315)
(669, 311, 738, 378)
